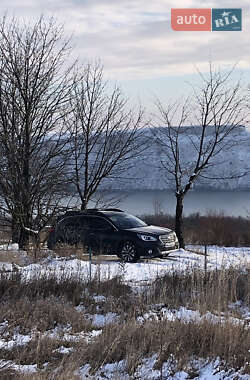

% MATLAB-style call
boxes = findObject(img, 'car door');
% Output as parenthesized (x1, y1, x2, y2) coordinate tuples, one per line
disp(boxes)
(75, 216, 91, 246)
(58, 217, 81, 245)
(84, 216, 116, 254)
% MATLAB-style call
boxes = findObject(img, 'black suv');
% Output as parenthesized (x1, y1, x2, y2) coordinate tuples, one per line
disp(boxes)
(47, 209, 179, 262)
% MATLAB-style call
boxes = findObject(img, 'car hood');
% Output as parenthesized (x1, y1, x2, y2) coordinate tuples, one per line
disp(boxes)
(125, 225, 173, 236)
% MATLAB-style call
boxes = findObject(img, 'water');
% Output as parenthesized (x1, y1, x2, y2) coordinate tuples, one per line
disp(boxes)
(96, 190, 250, 217)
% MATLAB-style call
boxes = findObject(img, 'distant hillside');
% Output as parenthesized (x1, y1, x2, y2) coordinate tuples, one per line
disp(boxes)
(99, 127, 250, 191)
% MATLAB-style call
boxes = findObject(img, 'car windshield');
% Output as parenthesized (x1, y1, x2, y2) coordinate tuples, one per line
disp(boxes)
(108, 213, 147, 229)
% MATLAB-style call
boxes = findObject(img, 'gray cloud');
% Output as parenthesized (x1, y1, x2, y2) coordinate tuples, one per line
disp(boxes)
(1, 0, 250, 80)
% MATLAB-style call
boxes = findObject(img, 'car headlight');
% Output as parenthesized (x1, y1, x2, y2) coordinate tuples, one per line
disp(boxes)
(137, 234, 157, 242)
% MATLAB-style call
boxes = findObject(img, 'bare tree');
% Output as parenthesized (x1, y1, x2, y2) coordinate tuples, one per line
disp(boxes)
(0, 15, 75, 248)
(154, 65, 248, 248)
(67, 62, 146, 210)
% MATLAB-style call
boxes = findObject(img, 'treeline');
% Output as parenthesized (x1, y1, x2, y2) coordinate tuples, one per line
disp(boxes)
(142, 212, 250, 247)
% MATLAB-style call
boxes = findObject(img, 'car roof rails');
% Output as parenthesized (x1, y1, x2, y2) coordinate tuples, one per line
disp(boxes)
(82, 208, 100, 213)
(101, 208, 124, 212)
(63, 210, 83, 215)
(57, 208, 124, 220)
(81, 208, 124, 213)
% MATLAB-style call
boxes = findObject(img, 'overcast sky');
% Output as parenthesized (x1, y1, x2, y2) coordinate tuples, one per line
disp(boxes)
(1, 0, 250, 112)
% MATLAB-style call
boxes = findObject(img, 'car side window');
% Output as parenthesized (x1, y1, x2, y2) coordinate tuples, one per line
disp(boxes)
(78, 216, 91, 230)
(59, 217, 75, 228)
(88, 217, 113, 230)
(58, 217, 80, 235)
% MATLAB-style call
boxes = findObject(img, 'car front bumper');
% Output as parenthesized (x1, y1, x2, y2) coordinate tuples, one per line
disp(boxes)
(136, 239, 179, 258)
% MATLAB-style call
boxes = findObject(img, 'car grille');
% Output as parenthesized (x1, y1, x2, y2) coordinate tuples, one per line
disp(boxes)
(160, 233, 176, 246)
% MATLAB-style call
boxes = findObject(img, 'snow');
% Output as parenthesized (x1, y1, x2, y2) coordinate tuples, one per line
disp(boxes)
(91, 312, 119, 327)
(0, 245, 249, 379)
(43, 324, 102, 343)
(78, 360, 129, 380)
(0, 243, 19, 251)
(0, 321, 8, 332)
(229, 301, 250, 321)
(137, 305, 249, 327)
(78, 355, 250, 380)
(54, 346, 74, 354)
(84, 329, 102, 343)
(0, 332, 32, 350)
(96, 128, 250, 191)
(0, 360, 37, 374)
(93, 295, 107, 303)
(24, 227, 39, 234)
(2, 245, 248, 286)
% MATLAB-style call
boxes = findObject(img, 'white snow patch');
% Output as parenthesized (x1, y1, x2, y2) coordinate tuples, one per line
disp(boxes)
(84, 329, 102, 343)
(44, 325, 102, 343)
(78, 355, 250, 380)
(229, 301, 250, 321)
(93, 295, 107, 303)
(0, 333, 32, 350)
(0, 243, 19, 251)
(54, 346, 74, 354)
(78, 360, 128, 379)
(0, 360, 37, 374)
(137, 306, 249, 327)
(91, 312, 119, 327)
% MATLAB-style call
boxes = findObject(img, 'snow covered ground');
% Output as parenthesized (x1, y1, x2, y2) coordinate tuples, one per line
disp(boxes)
(0, 245, 249, 379)
(0, 245, 249, 285)
(78, 355, 250, 380)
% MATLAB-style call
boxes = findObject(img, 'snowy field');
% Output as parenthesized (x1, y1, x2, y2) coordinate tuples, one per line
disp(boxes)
(0, 245, 249, 285)
(0, 245, 249, 379)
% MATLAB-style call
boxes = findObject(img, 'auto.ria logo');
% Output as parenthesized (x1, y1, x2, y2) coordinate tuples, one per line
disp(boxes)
(212, 9, 242, 31)
(171, 8, 242, 31)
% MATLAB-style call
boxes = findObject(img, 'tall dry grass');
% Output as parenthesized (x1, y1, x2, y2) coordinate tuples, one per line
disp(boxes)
(0, 264, 249, 379)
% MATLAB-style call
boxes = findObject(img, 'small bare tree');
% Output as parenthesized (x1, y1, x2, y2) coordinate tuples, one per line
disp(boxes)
(67, 62, 146, 210)
(0, 15, 75, 248)
(155, 65, 248, 248)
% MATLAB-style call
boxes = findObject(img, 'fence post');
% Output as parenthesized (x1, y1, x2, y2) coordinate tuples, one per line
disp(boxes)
(89, 246, 92, 283)
(204, 244, 207, 284)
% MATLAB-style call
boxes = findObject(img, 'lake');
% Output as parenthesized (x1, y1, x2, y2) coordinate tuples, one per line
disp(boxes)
(93, 190, 250, 217)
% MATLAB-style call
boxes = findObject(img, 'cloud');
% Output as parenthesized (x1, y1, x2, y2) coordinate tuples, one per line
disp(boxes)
(0, 0, 250, 80)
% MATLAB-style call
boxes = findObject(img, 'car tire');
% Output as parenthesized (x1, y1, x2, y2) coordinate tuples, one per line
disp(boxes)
(118, 241, 138, 263)
(47, 235, 56, 250)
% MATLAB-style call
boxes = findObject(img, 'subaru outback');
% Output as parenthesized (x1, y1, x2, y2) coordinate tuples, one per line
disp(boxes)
(47, 209, 179, 262)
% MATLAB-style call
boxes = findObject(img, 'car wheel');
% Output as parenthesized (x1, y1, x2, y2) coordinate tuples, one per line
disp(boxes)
(47, 234, 57, 250)
(47, 240, 55, 250)
(118, 241, 138, 263)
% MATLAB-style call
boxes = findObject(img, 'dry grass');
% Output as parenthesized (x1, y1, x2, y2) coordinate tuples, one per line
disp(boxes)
(0, 363, 20, 380)
(0, 270, 86, 305)
(147, 266, 250, 313)
(21, 369, 81, 380)
(0, 265, 249, 378)
(67, 317, 249, 375)
(0, 298, 94, 334)
(0, 249, 30, 266)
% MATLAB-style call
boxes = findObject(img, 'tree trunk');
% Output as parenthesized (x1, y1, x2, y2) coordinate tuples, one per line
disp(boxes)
(175, 193, 185, 249)
(81, 198, 88, 210)
(11, 217, 20, 244)
(12, 214, 30, 249)
(19, 226, 30, 249)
